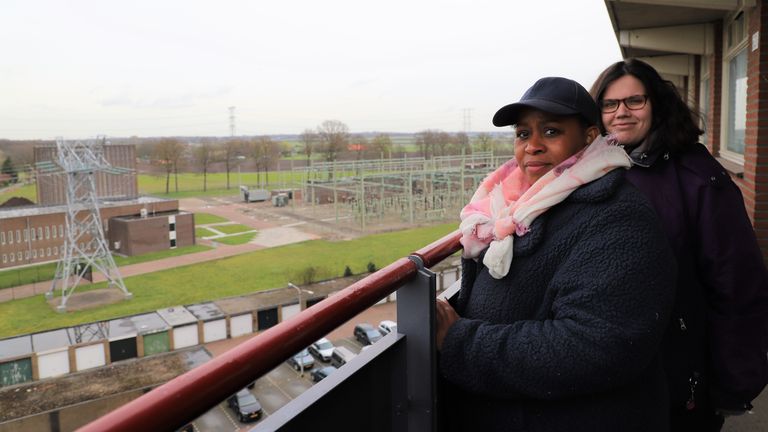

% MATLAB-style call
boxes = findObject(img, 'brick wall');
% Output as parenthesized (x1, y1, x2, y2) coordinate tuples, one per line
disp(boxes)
(743, 2, 768, 258)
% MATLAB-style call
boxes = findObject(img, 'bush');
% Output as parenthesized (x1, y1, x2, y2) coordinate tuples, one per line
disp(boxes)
(367, 261, 377, 273)
(297, 266, 318, 285)
(343, 266, 353, 277)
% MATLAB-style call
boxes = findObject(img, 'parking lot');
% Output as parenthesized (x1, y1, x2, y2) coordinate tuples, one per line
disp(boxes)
(187, 302, 396, 431)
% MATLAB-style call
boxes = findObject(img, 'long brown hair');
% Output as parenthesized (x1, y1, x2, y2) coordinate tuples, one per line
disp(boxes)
(590, 58, 703, 153)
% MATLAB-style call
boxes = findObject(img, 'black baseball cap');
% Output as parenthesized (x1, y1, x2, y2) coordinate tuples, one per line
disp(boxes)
(492, 77, 599, 127)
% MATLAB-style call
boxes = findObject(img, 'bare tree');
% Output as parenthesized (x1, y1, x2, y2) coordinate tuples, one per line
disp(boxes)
(371, 133, 393, 159)
(251, 136, 281, 186)
(453, 132, 470, 155)
(474, 133, 496, 153)
(317, 120, 349, 164)
(415, 129, 443, 159)
(299, 129, 318, 163)
(194, 141, 214, 192)
(154, 138, 185, 194)
(350, 134, 368, 160)
(220, 139, 243, 190)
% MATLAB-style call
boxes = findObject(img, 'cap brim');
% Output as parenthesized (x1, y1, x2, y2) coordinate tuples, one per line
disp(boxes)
(492, 99, 581, 127)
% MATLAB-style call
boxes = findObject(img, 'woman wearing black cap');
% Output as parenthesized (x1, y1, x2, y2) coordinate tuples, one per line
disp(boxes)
(436, 77, 676, 431)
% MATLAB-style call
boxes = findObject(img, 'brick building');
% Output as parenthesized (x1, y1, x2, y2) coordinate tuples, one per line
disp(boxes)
(0, 197, 194, 269)
(34, 144, 138, 205)
(604, 0, 768, 258)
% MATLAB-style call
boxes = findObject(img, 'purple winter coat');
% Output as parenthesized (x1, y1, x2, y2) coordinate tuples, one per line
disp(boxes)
(625, 142, 768, 412)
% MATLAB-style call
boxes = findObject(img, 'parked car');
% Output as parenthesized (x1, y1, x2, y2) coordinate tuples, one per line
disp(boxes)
(308, 338, 335, 362)
(354, 323, 382, 345)
(311, 365, 338, 382)
(287, 348, 315, 371)
(330, 346, 357, 368)
(227, 388, 263, 423)
(378, 320, 398, 335)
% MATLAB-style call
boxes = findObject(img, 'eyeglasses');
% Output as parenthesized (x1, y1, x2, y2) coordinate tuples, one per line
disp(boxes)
(599, 95, 648, 113)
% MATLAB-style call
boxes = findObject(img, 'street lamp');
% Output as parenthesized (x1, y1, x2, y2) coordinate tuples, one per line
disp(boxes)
(287, 282, 315, 377)
(287, 282, 314, 311)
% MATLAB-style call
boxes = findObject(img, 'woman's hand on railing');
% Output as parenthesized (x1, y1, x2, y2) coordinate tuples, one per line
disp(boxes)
(435, 298, 460, 351)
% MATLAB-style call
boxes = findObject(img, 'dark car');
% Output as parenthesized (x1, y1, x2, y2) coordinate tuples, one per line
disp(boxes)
(227, 388, 263, 423)
(287, 348, 315, 371)
(354, 323, 382, 345)
(310, 365, 338, 382)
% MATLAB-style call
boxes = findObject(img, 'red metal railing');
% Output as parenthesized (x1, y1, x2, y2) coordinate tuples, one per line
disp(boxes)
(79, 230, 462, 432)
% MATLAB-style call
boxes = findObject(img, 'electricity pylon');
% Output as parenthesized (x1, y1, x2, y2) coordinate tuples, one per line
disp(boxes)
(41, 136, 132, 312)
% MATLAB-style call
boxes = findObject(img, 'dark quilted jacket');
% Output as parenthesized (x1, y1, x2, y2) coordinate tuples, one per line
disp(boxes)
(439, 169, 675, 432)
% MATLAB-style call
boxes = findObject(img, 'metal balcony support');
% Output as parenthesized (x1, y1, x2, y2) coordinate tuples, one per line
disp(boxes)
(400, 255, 437, 432)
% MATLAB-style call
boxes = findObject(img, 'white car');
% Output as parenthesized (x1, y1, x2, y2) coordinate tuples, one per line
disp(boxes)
(308, 337, 335, 362)
(378, 320, 398, 336)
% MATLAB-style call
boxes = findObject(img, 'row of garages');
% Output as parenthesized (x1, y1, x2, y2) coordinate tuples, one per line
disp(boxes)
(0, 296, 327, 388)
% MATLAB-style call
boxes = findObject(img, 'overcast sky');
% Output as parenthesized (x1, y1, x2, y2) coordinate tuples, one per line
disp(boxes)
(0, 0, 622, 140)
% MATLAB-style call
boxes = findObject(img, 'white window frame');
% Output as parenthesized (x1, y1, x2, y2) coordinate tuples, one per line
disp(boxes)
(719, 9, 750, 164)
(699, 56, 712, 147)
(15, 230, 20, 243)
(7, 231, 12, 245)
(1, 231, 4, 244)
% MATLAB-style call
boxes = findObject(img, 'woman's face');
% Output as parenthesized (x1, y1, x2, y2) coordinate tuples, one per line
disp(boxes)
(514, 109, 598, 184)
(601, 75, 653, 147)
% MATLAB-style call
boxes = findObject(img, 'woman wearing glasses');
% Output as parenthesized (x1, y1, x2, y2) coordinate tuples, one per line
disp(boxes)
(591, 59, 768, 432)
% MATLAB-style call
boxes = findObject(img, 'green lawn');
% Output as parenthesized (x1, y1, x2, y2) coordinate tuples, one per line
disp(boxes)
(215, 232, 257, 245)
(0, 223, 458, 338)
(0, 245, 211, 290)
(195, 227, 217, 238)
(194, 212, 228, 225)
(0, 183, 37, 204)
(139, 172, 307, 196)
(213, 224, 253, 235)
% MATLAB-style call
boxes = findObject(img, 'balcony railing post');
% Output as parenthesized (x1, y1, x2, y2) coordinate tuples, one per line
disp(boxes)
(398, 255, 437, 432)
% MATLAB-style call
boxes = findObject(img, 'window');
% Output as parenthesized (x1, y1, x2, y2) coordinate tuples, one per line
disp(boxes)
(54, 247, 58, 256)
(30, 250, 35, 259)
(170, 239, 177, 248)
(1, 231, 4, 244)
(2, 254, 6, 263)
(7, 231, 12, 245)
(31, 227, 36, 241)
(721, 10, 749, 160)
(16, 252, 21, 261)
(45, 226, 50, 239)
(38, 227, 43, 240)
(10, 253, 14, 263)
(16, 230, 20, 243)
(52, 225, 57, 239)
(46, 247, 51, 256)
(59, 225, 64, 238)
(39, 248, 43, 257)
(23, 229, 28, 242)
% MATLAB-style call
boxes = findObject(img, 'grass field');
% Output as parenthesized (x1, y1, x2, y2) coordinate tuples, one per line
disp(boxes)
(139, 172, 306, 196)
(194, 212, 228, 225)
(0, 183, 37, 203)
(0, 245, 211, 290)
(215, 232, 257, 245)
(0, 223, 458, 338)
(195, 227, 217, 238)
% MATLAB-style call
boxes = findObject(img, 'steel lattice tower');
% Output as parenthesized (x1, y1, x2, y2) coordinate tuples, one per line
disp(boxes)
(42, 136, 132, 312)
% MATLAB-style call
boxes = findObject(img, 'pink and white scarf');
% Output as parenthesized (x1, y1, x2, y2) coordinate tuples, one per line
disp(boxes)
(459, 135, 631, 279)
